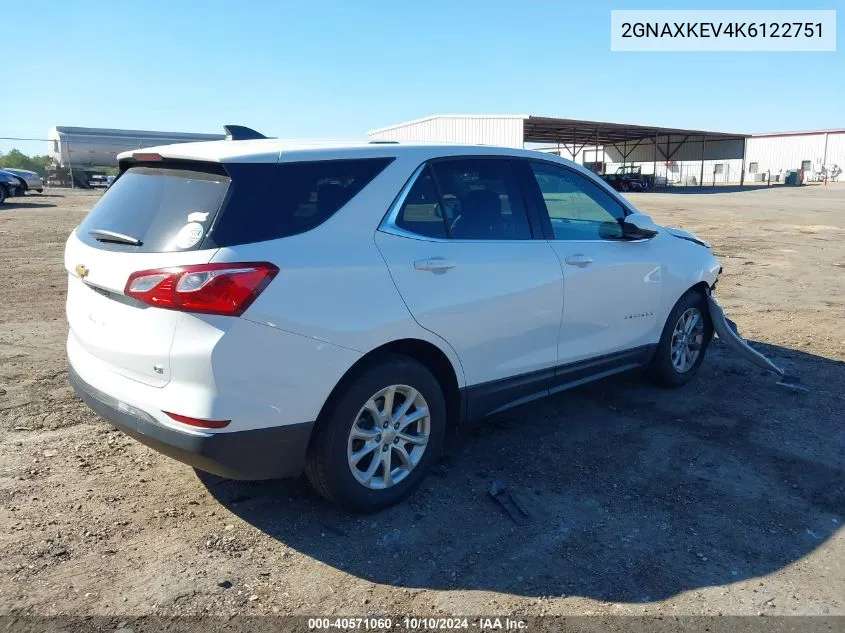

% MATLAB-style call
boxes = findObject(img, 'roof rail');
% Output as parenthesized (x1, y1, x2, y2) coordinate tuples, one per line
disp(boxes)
(369, 140, 400, 144)
(224, 125, 267, 141)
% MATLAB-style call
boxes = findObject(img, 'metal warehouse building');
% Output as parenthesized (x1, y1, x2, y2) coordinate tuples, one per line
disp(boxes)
(368, 115, 844, 185)
(745, 130, 845, 183)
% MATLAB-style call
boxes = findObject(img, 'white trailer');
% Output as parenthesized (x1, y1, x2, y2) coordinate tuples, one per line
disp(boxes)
(47, 126, 225, 187)
(48, 126, 224, 169)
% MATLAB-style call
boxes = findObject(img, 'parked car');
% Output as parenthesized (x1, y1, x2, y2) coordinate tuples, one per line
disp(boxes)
(65, 138, 721, 512)
(601, 165, 653, 192)
(1, 167, 43, 193)
(88, 173, 110, 188)
(0, 170, 23, 203)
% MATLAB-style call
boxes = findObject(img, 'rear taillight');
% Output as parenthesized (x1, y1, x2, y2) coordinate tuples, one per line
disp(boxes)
(164, 411, 230, 429)
(125, 262, 278, 316)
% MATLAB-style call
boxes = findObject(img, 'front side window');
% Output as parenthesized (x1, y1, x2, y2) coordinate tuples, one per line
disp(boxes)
(529, 162, 625, 241)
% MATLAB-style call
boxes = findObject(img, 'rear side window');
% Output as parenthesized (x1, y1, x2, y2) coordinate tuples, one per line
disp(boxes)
(432, 159, 531, 240)
(212, 158, 392, 247)
(395, 167, 448, 239)
(393, 158, 532, 241)
(76, 165, 230, 253)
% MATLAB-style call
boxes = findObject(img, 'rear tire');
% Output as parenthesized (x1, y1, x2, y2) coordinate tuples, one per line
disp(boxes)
(305, 355, 447, 512)
(648, 289, 713, 387)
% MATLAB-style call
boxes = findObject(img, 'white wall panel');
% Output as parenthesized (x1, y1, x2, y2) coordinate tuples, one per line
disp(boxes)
(368, 116, 525, 147)
(824, 133, 845, 181)
(746, 134, 825, 177)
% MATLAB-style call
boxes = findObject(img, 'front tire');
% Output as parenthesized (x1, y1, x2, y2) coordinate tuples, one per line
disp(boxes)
(648, 289, 713, 387)
(305, 355, 447, 512)
(0, 186, 6, 204)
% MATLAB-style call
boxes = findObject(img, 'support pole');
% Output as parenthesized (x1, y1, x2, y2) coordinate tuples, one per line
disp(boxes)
(667, 136, 672, 185)
(623, 136, 627, 172)
(740, 136, 747, 186)
(823, 132, 829, 186)
(66, 137, 75, 190)
(699, 135, 707, 188)
(595, 126, 601, 173)
(652, 134, 658, 189)
(572, 127, 577, 162)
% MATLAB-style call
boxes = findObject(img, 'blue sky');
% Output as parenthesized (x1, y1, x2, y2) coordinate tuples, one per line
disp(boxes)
(1, 0, 840, 155)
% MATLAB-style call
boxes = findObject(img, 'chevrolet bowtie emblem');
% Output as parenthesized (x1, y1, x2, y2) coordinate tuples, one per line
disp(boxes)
(75, 264, 89, 278)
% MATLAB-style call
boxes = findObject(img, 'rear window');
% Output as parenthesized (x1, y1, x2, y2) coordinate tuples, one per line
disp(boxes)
(77, 158, 393, 253)
(77, 165, 230, 253)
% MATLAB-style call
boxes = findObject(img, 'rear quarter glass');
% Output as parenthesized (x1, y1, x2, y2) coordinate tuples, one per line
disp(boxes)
(76, 158, 394, 253)
(205, 158, 394, 248)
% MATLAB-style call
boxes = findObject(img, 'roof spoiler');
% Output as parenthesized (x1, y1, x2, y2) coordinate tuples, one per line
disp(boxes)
(224, 125, 267, 141)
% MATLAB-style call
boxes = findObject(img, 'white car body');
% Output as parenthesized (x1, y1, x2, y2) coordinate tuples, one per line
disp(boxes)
(65, 138, 720, 505)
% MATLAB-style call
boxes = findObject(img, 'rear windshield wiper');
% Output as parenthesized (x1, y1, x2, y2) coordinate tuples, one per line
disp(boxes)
(88, 229, 143, 246)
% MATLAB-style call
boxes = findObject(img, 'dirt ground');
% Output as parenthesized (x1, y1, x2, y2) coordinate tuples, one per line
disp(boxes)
(0, 185, 843, 617)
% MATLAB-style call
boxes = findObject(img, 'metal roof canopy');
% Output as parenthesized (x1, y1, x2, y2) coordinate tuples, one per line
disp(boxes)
(523, 116, 751, 186)
(523, 115, 747, 151)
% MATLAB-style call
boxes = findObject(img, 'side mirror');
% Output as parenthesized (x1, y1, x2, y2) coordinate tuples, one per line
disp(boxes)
(620, 212, 659, 240)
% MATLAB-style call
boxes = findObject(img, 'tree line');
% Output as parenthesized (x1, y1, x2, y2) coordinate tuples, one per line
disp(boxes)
(0, 150, 52, 178)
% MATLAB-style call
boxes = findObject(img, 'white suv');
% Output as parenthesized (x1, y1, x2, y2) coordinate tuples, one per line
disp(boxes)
(65, 136, 721, 512)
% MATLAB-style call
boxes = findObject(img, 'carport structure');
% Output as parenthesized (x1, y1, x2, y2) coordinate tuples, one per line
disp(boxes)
(368, 114, 751, 187)
(522, 115, 750, 186)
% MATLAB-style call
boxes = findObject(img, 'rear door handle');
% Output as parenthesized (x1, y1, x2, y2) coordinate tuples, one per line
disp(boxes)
(414, 257, 457, 272)
(564, 254, 593, 267)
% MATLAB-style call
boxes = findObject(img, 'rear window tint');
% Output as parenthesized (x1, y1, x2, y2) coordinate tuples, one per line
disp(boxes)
(209, 158, 393, 247)
(77, 165, 230, 253)
(76, 158, 393, 252)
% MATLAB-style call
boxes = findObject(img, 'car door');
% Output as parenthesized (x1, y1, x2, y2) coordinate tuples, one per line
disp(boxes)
(374, 157, 564, 417)
(523, 160, 663, 366)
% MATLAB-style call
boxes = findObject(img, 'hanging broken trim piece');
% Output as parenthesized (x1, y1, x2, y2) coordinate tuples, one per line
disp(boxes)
(706, 293, 809, 393)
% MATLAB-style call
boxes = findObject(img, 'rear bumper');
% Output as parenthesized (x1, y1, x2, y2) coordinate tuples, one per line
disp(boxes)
(69, 364, 314, 480)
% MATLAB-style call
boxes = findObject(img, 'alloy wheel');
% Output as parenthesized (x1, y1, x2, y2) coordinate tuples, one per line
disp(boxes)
(670, 307, 705, 373)
(346, 384, 431, 490)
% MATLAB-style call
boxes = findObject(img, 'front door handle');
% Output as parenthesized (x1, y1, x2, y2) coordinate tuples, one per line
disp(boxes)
(564, 254, 593, 267)
(414, 257, 457, 272)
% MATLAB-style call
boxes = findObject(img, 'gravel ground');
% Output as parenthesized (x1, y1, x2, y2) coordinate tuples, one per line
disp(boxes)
(0, 185, 843, 617)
